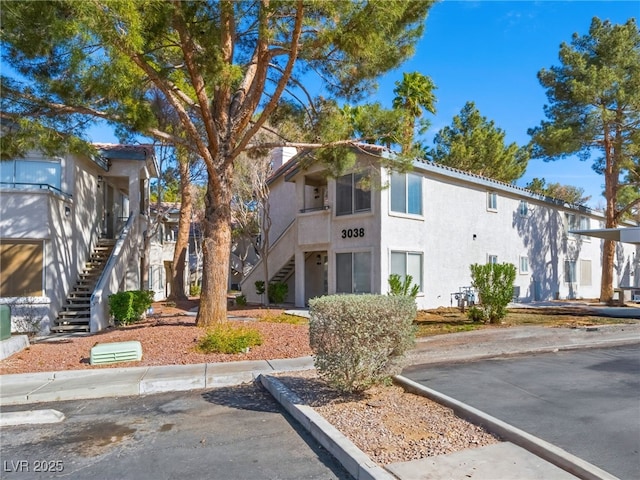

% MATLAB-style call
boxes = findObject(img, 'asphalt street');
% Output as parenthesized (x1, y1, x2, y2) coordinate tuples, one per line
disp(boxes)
(0, 383, 350, 480)
(403, 344, 640, 480)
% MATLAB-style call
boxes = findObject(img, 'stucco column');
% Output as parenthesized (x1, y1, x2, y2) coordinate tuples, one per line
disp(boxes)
(128, 175, 140, 217)
(295, 250, 305, 307)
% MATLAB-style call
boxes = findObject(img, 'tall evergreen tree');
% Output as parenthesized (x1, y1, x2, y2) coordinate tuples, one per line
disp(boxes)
(1, 0, 434, 326)
(528, 17, 640, 302)
(525, 177, 591, 206)
(431, 101, 529, 183)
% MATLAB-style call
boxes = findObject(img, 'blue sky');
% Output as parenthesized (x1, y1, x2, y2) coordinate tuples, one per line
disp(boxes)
(369, 0, 638, 208)
(88, 1, 637, 208)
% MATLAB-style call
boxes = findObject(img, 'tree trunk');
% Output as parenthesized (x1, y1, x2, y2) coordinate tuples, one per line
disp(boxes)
(599, 126, 617, 303)
(167, 158, 192, 302)
(196, 164, 233, 327)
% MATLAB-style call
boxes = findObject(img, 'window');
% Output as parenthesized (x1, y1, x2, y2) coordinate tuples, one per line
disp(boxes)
(519, 200, 529, 217)
(519, 256, 529, 274)
(564, 260, 577, 283)
(488, 255, 498, 265)
(336, 172, 371, 216)
(390, 172, 422, 215)
(390, 251, 423, 292)
(487, 192, 498, 211)
(0, 240, 44, 297)
(580, 259, 592, 286)
(0, 158, 61, 191)
(336, 252, 371, 293)
(565, 213, 590, 238)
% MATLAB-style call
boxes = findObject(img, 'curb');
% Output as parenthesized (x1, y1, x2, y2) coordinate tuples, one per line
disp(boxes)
(407, 337, 640, 368)
(258, 374, 395, 480)
(393, 375, 619, 480)
(0, 357, 315, 406)
(0, 409, 65, 427)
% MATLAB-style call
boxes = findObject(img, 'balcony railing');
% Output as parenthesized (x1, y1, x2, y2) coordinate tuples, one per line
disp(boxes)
(299, 205, 330, 214)
(0, 182, 72, 200)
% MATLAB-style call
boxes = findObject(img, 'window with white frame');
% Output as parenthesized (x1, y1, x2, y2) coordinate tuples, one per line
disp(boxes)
(488, 254, 498, 264)
(519, 256, 529, 274)
(487, 192, 498, 211)
(0, 158, 62, 191)
(390, 251, 423, 292)
(336, 172, 371, 216)
(519, 200, 529, 217)
(336, 251, 371, 293)
(564, 260, 577, 283)
(390, 172, 422, 215)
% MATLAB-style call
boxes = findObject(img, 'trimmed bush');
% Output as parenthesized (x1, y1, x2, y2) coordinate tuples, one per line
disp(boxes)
(469, 263, 517, 324)
(235, 294, 247, 306)
(109, 290, 154, 325)
(190, 284, 201, 297)
(197, 323, 263, 354)
(309, 294, 416, 393)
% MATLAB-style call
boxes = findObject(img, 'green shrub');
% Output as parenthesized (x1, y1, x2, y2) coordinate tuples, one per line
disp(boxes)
(190, 284, 201, 297)
(268, 282, 288, 304)
(309, 294, 416, 393)
(466, 305, 485, 323)
(255, 281, 265, 295)
(259, 311, 307, 325)
(469, 263, 517, 324)
(109, 290, 154, 325)
(388, 274, 420, 298)
(197, 323, 263, 354)
(235, 294, 247, 306)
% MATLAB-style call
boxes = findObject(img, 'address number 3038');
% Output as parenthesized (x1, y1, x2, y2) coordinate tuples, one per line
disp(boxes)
(341, 228, 365, 239)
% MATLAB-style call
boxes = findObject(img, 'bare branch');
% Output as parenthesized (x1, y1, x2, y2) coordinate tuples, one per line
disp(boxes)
(232, 0, 304, 159)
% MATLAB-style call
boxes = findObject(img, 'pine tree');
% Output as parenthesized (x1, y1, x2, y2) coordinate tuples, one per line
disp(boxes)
(1, 1, 435, 325)
(432, 102, 529, 183)
(528, 17, 640, 302)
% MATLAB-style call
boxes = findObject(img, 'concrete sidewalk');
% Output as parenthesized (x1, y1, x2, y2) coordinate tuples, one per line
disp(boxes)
(2, 323, 638, 480)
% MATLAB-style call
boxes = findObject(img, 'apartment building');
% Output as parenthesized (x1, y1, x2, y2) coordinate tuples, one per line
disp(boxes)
(241, 146, 639, 309)
(1, 143, 158, 333)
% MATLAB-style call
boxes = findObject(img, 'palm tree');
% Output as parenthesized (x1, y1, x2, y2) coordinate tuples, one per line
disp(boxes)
(392, 72, 437, 154)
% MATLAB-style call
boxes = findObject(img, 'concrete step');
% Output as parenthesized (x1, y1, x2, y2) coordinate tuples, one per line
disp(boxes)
(51, 325, 90, 332)
(58, 310, 91, 317)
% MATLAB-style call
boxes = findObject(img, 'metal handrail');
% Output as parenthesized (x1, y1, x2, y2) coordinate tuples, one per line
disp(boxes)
(0, 181, 72, 200)
(299, 205, 330, 214)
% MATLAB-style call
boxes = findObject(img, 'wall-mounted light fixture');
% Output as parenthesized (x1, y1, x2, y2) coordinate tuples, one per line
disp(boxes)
(65, 206, 71, 217)
(473, 234, 477, 241)
(316, 254, 322, 265)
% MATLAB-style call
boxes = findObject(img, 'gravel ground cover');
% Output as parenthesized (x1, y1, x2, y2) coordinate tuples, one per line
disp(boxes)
(1, 299, 501, 465)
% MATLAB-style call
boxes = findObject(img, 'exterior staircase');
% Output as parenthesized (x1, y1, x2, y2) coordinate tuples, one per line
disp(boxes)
(51, 240, 116, 333)
(270, 256, 295, 284)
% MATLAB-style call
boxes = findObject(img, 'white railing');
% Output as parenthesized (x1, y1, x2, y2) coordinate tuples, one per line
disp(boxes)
(240, 219, 296, 304)
(90, 213, 138, 332)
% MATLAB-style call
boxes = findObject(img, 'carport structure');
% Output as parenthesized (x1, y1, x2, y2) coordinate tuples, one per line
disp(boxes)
(571, 226, 640, 303)
(570, 226, 640, 244)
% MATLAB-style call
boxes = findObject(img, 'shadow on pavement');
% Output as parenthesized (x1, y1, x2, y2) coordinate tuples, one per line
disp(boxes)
(201, 382, 353, 479)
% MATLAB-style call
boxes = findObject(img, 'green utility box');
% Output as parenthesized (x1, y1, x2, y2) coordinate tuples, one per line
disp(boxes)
(0, 305, 11, 341)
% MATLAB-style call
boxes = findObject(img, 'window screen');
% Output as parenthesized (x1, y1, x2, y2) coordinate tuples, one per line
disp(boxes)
(0, 241, 44, 297)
